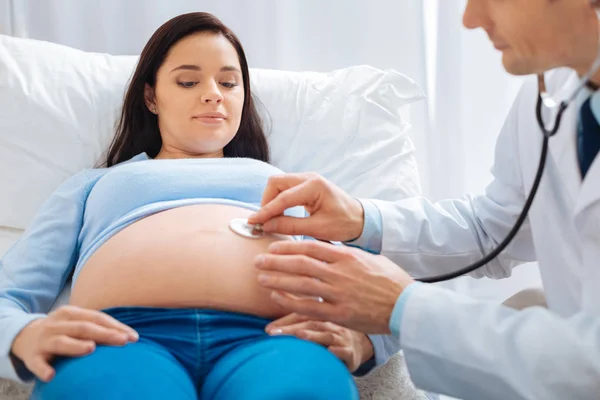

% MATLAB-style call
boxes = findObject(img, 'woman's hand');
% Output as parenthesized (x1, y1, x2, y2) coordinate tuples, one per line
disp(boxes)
(266, 313, 374, 372)
(247, 173, 365, 242)
(10, 305, 139, 382)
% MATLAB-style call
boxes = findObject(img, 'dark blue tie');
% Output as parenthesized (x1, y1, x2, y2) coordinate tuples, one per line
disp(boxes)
(577, 96, 600, 178)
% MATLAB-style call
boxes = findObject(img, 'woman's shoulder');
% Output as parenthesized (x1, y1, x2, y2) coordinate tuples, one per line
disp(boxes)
(57, 167, 106, 188)
(39, 167, 109, 207)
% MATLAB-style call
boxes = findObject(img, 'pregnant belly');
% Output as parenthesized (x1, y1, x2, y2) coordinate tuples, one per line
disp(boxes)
(69, 204, 293, 318)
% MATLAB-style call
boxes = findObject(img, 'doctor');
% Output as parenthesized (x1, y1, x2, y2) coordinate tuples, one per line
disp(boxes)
(247, 0, 600, 399)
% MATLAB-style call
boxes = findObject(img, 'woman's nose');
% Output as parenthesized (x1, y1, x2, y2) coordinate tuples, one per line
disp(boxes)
(201, 82, 224, 104)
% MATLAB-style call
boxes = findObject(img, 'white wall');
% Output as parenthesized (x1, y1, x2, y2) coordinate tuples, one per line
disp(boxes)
(430, 0, 540, 301)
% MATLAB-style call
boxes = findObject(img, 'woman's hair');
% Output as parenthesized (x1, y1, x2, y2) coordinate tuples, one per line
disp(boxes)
(104, 12, 268, 167)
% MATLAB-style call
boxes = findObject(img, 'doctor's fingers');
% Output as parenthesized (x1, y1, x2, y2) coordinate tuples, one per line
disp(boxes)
(270, 290, 341, 322)
(259, 172, 320, 207)
(258, 271, 338, 301)
(258, 215, 324, 237)
(267, 240, 347, 263)
(256, 252, 339, 280)
(249, 174, 325, 225)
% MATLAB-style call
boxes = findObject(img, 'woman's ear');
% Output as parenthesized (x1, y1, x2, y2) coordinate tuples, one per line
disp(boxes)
(144, 84, 157, 114)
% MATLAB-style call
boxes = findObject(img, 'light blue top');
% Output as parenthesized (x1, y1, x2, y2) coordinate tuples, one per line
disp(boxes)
(0, 153, 398, 382)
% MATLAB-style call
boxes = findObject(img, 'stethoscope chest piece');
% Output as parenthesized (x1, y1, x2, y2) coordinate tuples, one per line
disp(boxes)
(229, 218, 265, 239)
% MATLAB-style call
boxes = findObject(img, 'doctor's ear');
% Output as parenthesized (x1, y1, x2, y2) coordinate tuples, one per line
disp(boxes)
(144, 84, 157, 114)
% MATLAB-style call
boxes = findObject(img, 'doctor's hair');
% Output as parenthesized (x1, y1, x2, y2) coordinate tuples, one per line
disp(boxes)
(104, 12, 269, 167)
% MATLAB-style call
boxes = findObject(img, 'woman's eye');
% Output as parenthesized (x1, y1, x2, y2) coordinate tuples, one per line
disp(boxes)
(221, 82, 239, 88)
(178, 81, 197, 88)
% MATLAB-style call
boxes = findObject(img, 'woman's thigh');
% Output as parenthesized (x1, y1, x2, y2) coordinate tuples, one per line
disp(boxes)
(31, 340, 196, 400)
(200, 336, 359, 400)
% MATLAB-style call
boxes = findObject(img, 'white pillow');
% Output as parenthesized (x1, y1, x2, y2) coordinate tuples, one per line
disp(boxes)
(0, 34, 424, 231)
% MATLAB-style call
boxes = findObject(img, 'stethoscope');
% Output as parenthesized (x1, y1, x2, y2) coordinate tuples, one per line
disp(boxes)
(231, 6, 600, 284)
(417, 9, 600, 283)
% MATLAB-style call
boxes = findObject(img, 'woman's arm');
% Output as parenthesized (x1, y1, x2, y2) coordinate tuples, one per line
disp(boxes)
(354, 333, 399, 376)
(0, 170, 94, 382)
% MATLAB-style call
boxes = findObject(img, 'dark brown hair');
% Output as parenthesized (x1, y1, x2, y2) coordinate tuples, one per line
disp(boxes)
(104, 12, 268, 167)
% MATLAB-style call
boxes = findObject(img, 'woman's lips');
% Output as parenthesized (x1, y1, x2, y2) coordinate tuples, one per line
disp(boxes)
(194, 116, 226, 125)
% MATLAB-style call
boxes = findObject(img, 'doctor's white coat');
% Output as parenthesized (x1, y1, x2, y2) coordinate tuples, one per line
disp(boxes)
(372, 69, 600, 399)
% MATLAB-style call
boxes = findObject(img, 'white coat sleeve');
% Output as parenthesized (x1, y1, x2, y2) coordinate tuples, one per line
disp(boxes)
(366, 91, 536, 279)
(397, 283, 600, 400)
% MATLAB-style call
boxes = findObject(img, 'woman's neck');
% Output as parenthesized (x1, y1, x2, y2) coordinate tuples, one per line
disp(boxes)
(155, 147, 224, 160)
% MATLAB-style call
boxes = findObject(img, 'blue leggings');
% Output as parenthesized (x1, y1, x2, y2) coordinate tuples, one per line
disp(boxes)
(31, 307, 359, 400)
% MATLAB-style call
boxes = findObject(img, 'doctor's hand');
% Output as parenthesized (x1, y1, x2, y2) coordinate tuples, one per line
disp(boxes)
(247, 173, 364, 242)
(265, 313, 374, 372)
(255, 240, 415, 335)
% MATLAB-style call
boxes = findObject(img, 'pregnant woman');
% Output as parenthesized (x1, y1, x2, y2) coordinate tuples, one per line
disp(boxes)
(0, 12, 376, 400)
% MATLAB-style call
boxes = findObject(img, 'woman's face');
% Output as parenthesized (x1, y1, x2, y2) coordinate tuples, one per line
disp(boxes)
(145, 32, 245, 159)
